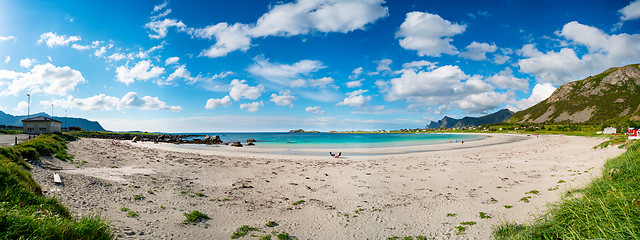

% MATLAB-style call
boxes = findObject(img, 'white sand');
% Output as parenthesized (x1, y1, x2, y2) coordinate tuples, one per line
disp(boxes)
(30, 134, 623, 239)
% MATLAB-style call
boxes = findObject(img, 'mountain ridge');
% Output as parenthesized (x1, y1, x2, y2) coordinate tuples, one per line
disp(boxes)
(426, 109, 514, 129)
(0, 110, 106, 131)
(510, 63, 640, 125)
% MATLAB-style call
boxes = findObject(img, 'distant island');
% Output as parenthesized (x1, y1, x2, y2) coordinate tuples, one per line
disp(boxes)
(288, 129, 320, 133)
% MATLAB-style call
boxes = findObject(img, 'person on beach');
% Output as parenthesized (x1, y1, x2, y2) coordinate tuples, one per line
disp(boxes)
(329, 152, 342, 158)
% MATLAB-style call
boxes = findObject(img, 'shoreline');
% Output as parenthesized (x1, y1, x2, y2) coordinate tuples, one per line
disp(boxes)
(30, 133, 624, 239)
(137, 133, 526, 159)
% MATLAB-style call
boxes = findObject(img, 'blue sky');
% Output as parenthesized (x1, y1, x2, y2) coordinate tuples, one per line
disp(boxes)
(1, 0, 639, 132)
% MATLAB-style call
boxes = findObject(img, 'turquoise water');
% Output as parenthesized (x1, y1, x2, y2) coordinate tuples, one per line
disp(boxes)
(177, 132, 482, 149)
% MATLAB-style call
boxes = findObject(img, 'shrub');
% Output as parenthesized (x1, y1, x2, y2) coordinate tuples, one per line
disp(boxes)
(183, 210, 209, 224)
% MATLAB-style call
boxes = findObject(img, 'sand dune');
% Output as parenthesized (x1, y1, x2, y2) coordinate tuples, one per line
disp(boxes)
(30, 134, 623, 239)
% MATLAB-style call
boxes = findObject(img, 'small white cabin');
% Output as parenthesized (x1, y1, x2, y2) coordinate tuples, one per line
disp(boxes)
(22, 117, 62, 135)
(603, 127, 617, 134)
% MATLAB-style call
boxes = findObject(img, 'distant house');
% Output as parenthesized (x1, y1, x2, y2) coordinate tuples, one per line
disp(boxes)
(22, 117, 62, 135)
(628, 128, 640, 140)
(603, 127, 617, 134)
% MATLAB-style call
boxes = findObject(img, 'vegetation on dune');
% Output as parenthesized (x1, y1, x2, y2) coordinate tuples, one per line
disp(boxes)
(494, 140, 640, 239)
(182, 210, 209, 224)
(0, 134, 113, 239)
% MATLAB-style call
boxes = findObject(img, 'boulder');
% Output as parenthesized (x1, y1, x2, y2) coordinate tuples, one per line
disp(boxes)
(212, 135, 223, 144)
(246, 138, 256, 143)
(231, 142, 243, 147)
(247, 142, 255, 146)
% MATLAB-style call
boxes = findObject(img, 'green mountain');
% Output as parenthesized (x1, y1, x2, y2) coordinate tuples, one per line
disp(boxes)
(0, 111, 106, 131)
(510, 63, 640, 125)
(426, 109, 514, 129)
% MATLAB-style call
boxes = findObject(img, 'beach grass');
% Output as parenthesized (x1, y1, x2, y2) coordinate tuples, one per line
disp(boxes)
(494, 140, 640, 239)
(183, 210, 209, 224)
(0, 134, 113, 239)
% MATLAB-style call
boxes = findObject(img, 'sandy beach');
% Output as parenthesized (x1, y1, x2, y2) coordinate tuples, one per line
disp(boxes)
(30, 134, 623, 239)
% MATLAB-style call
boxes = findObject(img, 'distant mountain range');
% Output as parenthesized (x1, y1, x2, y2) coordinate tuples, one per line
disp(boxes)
(426, 109, 514, 129)
(510, 63, 640, 124)
(0, 110, 106, 131)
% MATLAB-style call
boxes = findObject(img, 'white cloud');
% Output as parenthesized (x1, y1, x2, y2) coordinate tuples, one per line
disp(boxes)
(115, 60, 165, 85)
(240, 101, 263, 112)
(165, 56, 180, 65)
(336, 89, 371, 108)
(0, 36, 15, 41)
(519, 21, 640, 85)
(396, 11, 466, 57)
(248, 57, 325, 86)
(94, 46, 107, 57)
(4, 56, 9, 64)
(20, 58, 38, 68)
(229, 79, 264, 101)
(37, 32, 80, 47)
(153, 1, 168, 13)
(108, 53, 126, 61)
(309, 77, 335, 88)
(191, 23, 253, 58)
(251, 0, 388, 37)
(71, 41, 99, 50)
(459, 42, 497, 60)
(270, 90, 297, 107)
(0, 63, 86, 96)
(120, 92, 182, 111)
(42, 92, 181, 112)
(145, 19, 186, 39)
(151, 9, 172, 21)
(346, 80, 363, 88)
(349, 67, 363, 80)
(369, 59, 392, 75)
(187, 0, 387, 58)
(619, 0, 640, 21)
(305, 106, 325, 115)
(385, 65, 469, 101)
(205, 96, 232, 109)
(493, 54, 510, 64)
(401, 60, 435, 70)
(455, 91, 513, 113)
(14, 101, 28, 112)
(511, 83, 556, 110)
(486, 67, 529, 90)
(165, 64, 191, 84)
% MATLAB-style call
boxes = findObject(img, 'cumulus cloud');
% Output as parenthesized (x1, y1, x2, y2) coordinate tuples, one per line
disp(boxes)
(115, 60, 165, 85)
(349, 67, 363, 80)
(248, 57, 325, 86)
(205, 96, 232, 109)
(0, 63, 86, 96)
(308, 77, 335, 88)
(20, 58, 38, 68)
(229, 79, 264, 101)
(396, 11, 466, 57)
(336, 89, 371, 108)
(369, 59, 392, 75)
(385, 65, 468, 101)
(0, 36, 15, 41)
(270, 90, 297, 107)
(519, 21, 640, 85)
(186, 0, 387, 58)
(240, 101, 263, 112)
(153, 1, 168, 13)
(305, 106, 325, 115)
(455, 91, 513, 113)
(37, 32, 80, 47)
(71, 41, 100, 50)
(41, 92, 181, 112)
(145, 19, 186, 39)
(401, 60, 435, 70)
(619, 0, 640, 21)
(511, 83, 556, 110)
(4, 56, 10, 64)
(14, 101, 28, 112)
(108, 53, 126, 61)
(191, 23, 253, 58)
(164, 64, 192, 84)
(346, 80, 363, 88)
(459, 42, 497, 60)
(486, 67, 529, 90)
(165, 56, 180, 65)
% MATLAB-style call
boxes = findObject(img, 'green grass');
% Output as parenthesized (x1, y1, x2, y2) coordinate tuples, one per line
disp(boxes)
(446, 213, 457, 217)
(126, 211, 138, 217)
(479, 212, 491, 219)
(133, 194, 144, 200)
(266, 221, 277, 227)
(525, 190, 539, 195)
(183, 210, 209, 224)
(494, 141, 640, 239)
(120, 207, 129, 212)
(460, 221, 476, 226)
(292, 199, 305, 206)
(231, 225, 259, 239)
(0, 134, 112, 239)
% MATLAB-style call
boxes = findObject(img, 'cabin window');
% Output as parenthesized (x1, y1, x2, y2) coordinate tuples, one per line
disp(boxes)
(39, 128, 47, 132)
(27, 128, 34, 132)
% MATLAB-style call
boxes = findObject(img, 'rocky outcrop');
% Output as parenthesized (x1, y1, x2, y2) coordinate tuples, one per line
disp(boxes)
(230, 142, 243, 147)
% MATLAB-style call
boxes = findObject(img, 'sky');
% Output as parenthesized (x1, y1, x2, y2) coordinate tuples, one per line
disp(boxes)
(1, 0, 639, 132)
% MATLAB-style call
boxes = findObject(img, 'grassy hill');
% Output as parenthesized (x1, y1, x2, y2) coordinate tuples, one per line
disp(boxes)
(510, 64, 640, 125)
